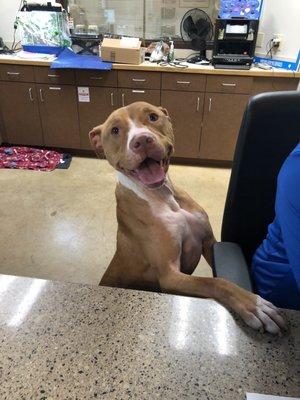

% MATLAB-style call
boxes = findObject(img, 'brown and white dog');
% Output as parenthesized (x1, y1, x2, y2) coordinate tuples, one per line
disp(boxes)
(89, 101, 285, 335)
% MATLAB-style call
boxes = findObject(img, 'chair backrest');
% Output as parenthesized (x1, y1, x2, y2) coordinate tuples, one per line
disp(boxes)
(221, 90, 300, 264)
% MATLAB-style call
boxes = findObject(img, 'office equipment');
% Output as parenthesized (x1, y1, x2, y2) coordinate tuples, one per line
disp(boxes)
(219, 0, 263, 20)
(180, 8, 213, 63)
(212, 18, 259, 69)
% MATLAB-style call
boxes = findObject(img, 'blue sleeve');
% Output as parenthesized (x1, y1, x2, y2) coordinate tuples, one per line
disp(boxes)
(276, 146, 300, 290)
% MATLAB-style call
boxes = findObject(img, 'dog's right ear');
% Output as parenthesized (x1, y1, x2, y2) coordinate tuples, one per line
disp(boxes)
(89, 125, 103, 155)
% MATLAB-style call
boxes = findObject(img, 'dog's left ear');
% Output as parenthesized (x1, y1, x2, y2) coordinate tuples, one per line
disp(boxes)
(158, 107, 171, 121)
(89, 125, 103, 155)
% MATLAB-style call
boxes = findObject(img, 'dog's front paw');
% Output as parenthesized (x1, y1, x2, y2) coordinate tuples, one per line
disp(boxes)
(233, 290, 286, 335)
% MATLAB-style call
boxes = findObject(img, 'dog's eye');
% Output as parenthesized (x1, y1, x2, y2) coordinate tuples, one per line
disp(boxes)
(111, 127, 119, 135)
(149, 113, 158, 122)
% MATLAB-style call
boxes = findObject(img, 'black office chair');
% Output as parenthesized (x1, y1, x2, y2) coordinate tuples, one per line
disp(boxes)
(212, 90, 300, 291)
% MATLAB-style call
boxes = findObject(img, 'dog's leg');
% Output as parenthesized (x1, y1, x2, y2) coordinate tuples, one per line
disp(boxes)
(157, 265, 286, 334)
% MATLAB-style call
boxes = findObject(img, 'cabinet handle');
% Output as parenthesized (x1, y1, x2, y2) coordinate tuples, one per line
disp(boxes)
(132, 78, 146, 82)
(28, 87, 34, 102)
(49, 87, 61, 90)
(121, 93, 125, 107)
(7, 71, 20, 76)
(221, 83, 237, 87)
(196, 96, 200, 111)
(208, 97, 212, 112)
(132, 90, 145, 93)
(90, 76, 103, 80)
(39, 88, 44, 102)
(48, 74, 60, 78)
(177, 80, 190, 85)
(110, 92, 114, 106)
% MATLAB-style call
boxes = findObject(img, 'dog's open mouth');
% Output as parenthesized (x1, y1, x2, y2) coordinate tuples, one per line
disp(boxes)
(130, 157, 167, 187)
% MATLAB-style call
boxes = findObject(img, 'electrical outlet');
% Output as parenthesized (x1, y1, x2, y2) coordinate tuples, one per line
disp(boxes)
(273, 34, 284, 51)
(256, 32, 264, 48)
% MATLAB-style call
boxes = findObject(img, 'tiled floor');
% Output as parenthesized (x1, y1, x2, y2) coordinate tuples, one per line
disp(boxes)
(0, 157, 231, 285)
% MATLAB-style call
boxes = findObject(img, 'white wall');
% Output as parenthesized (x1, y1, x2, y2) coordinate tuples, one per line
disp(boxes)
(256, 0, 300, 60)
(0, 0, 21, 46)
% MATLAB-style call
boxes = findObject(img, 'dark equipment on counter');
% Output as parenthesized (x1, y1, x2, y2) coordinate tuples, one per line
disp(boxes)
(71, 34, 102, 55)
(212, 18, 259, 69)
(21, 1, 62, 11)
(180, 8, 213, 63)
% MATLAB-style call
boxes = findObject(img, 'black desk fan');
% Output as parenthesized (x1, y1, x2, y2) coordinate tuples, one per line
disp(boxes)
(180, 8, 213, 64)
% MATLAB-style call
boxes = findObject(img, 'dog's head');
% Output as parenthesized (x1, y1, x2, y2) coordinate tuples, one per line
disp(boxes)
(89, 101, 174, 188)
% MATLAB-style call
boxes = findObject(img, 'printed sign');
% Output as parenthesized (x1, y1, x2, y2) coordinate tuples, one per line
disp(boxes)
(77, 87, 90, 102)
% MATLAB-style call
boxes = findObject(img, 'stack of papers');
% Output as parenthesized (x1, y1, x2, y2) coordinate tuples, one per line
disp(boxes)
(247, 393, 300, 400)
(15, 50, 56, 60)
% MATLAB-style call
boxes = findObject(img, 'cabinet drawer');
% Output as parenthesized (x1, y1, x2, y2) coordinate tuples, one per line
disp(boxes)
(118, 71, 161, 89)
(75, 70, 117, 87)
(162, 72, 206, 92)
(120, 89, 161, 107)
(0, 65, 34, 82)
(34, 67, 75, 84)
(252, 77, 299, 95)
(206, 76, 253, 94)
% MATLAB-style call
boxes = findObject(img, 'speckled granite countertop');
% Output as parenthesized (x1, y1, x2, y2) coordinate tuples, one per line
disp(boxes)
(0, 274, 299, 400)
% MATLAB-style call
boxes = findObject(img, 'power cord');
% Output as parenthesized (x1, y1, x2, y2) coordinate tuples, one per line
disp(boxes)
(11, 0, 24, 52)
(265, 38, 280, 59)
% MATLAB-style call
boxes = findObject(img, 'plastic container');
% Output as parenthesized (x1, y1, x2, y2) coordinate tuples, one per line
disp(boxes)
(22, 45, 64, 55)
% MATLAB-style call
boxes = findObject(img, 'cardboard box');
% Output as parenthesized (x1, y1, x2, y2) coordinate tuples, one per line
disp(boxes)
(101, 38, 144, 65)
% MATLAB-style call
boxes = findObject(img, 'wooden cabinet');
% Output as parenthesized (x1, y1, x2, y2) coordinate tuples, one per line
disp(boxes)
(0, 63, 299, 163)
(119, 88, 161, 107)
(162, 72, 206, 92)
(161, 90, 204, 158)
(252, 77, 299, 95)
(37, 84, 80, 148)
(199, 93, 249, 161)
(78, 87, 118, 150)
(118, 71, 161, 89)
(0, 82, 43, 145)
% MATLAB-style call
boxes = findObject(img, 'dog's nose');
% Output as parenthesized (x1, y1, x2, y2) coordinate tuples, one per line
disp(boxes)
(129, 134, 155, 152)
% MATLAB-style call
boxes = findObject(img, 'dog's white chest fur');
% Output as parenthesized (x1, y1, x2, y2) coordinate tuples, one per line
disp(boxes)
(117, 172, 205, 270)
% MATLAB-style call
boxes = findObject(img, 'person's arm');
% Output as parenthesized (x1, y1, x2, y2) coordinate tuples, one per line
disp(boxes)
(276, 148, 300, 290)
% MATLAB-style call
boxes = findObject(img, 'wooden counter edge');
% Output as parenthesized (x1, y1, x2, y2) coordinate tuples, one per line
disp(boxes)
(0, 56, 299, 78)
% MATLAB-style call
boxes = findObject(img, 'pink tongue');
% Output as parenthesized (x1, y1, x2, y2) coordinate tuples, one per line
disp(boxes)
(136, 159, 165, 185)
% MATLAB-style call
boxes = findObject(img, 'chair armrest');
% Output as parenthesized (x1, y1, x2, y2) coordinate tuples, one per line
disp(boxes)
(212, 242, 254, 292)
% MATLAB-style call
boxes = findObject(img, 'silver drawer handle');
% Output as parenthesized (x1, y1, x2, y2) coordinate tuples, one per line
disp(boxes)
(121, 93, 125, 107)
(221, 83, 237, 87)
(48, 74, 60, 78)
(132, 90, 145, 93)
(7, 72, 20, 75)
(90, 76, 103, 80)
(28, 87, 34, 102)
(110, 92, 114, 107)
(39, 88, 44, 102)
(208, 97, 212, 112)
(49, 87, 61, 90)
(196, 96, 200, 111)
(177, 80, 190, 85)
(132, 78, 146, 82)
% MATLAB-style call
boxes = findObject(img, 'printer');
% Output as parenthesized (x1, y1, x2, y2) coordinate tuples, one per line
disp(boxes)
(212, 18, 259, 70)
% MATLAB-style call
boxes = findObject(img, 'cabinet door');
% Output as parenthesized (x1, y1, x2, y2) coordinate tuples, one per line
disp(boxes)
(161, 90, 203, 158)
(37, 84, 80, 148)
(0, 82, 43, 145)
(119, 89, 161, 107)
(78, 87, 118, 150)
(199, 93, 249, 161)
